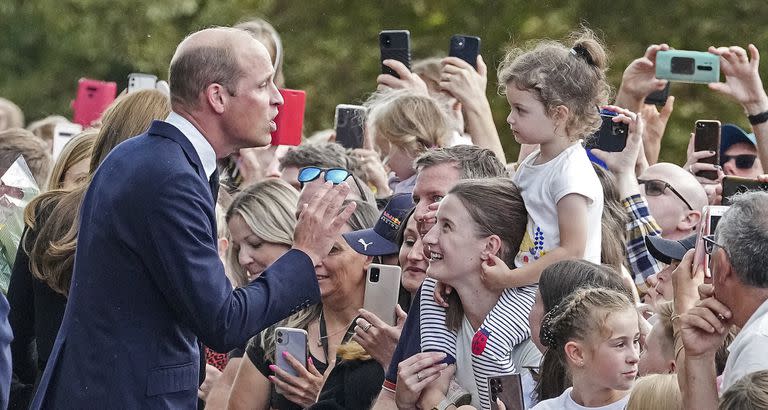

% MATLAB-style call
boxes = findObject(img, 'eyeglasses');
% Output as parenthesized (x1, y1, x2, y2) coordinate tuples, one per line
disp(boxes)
(637, 179, 694, 211)
(702, 234, 726, 255)
(720, 154, 757, 169)
(297, 166, 366, 197)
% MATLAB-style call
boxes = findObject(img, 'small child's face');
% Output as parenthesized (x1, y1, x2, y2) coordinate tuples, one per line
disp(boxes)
(504, 84, 559, 146)
(583, 307, 641, 392)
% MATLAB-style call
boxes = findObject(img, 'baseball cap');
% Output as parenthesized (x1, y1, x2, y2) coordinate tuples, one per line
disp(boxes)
(644, 234, 697, 265)
(720, 124, 757, 154)
(343, 193, 414, 256)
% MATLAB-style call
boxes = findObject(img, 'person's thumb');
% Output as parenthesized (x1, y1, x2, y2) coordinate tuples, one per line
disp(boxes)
(395, 305, 407, 326)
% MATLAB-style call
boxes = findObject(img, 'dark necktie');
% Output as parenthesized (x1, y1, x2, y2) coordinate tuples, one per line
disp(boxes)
(209, 169, 220, 204)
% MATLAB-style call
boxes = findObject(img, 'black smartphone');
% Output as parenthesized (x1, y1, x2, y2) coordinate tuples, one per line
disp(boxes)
(379, 30, 411, 79)
(449, 34, 481, 69)
(334, 104, 366, 149)
(487, 374, 524, 410)
(644, 82, 670, 106)
(693, 120, 721, 180)
(585, 110, 628, 152)
(722, 176, 768, 205)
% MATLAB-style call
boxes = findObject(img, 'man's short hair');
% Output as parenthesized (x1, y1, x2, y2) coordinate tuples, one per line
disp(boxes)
(716, 191, 768, 288)
(0, 128, 52, 186)
(415, 145, 508, 179)
(169, 33, 245, 109)
(279, 142, 347, 170)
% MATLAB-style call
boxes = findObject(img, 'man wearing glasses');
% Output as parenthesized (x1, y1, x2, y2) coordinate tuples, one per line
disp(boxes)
(720, 124, 763, 178)
(679, 191, 768, 408)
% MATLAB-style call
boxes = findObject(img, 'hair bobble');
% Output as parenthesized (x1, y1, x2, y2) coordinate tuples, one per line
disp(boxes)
(570, 45, 595, 66)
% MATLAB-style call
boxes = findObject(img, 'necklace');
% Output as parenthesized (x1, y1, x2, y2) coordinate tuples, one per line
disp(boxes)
(316, 311, 355, 348)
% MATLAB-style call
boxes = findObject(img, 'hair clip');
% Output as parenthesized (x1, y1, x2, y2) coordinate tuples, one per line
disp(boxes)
(570, 45, 595, 66)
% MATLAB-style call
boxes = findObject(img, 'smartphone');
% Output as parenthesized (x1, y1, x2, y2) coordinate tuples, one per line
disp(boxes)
(694, 205, 728, 277)
(71, 78, 117, 127)
(52, 123, 83, 161)
(722, 176, 768, 205)
(487, 374, 524, 410)
(656, 50, 720, 84)
(127, 73, 158, 93)
(449, 35, 481, 69)
(274, 327, 308, 380)
(270, 89, 305, 146)
(380, 30, 411, 78)
(693, 120, 721, 180)
(644, 82, 670, 106)
(363, 264, 402, 326)
(334, 104, 366, 149)
(585, 109, 628, 152)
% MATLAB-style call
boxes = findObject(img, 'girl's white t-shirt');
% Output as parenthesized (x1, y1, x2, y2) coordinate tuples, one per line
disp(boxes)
(531, 387, 630, 410)
(512, 142, 603, 267)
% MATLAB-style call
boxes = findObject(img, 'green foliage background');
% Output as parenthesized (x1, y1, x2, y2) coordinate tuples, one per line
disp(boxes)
(2, 0, 766, 164)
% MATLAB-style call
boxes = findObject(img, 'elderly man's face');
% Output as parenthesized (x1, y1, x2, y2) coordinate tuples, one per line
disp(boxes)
(639, 168, 691, 237)
(222, 38, 283, 149)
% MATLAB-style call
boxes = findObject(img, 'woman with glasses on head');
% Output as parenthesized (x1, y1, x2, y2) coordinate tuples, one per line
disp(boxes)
(226, 199, 381, 410)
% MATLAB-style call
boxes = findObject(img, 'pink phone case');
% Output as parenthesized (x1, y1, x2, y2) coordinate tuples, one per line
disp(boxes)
(270, 89, 305, 146)
(71, 78, 117, 127)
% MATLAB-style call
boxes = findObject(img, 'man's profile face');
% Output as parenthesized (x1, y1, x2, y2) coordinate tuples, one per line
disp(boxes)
(639, 167, 689, 238)
(722, 142, 762, 178)
(222, 38, 283, 149)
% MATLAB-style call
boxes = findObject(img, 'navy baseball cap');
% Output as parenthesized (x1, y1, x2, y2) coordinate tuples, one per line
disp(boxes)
(720, 124, 757, 154)
(644, 234, 697, 265)
(343, 193, 414, 256)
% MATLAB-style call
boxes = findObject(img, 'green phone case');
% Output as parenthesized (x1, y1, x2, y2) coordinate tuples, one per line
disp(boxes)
(655, 50, 720, 84)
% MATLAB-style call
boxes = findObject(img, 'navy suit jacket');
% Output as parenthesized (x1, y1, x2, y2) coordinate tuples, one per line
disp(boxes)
(31, 121, 320, 408)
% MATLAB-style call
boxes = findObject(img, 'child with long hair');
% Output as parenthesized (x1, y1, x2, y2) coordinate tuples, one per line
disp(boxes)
(533, 287, 640, 409)
(481, 28, 610, 288)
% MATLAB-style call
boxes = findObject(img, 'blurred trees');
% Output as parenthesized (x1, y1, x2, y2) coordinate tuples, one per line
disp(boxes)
(1, 0, 766, 164)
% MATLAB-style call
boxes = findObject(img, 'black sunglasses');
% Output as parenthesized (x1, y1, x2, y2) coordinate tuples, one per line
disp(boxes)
(297, 166, 366, 198)
(638, 179, 694, 211)
(720, 154, 757, 169)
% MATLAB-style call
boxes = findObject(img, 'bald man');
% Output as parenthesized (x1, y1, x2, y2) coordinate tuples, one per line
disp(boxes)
(30, 28, 355, 408)
(639, 163, 708, 239)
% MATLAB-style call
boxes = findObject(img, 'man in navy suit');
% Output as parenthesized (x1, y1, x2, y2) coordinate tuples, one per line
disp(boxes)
(31, 27, 356, 408)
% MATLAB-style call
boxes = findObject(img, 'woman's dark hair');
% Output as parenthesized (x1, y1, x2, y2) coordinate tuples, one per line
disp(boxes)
(535, 260, 634, 401)
(394, 207, 416, 311)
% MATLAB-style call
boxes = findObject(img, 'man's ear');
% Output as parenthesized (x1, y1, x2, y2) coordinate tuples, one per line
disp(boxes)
(678, 210, 702, 233)
(713, 248, 733, 286)
(668, 359, 677, 374)
(205, 83, 227, 114)
(564, 340, 587, 368)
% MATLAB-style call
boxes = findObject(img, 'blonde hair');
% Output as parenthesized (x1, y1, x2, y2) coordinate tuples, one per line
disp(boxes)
(90, 89, 171, 173)
(497, 27, 610, 140)
(366, 89, 451, 158)
(225, 179, 299, 286)
(26, 115, 69, 144)
(46, 130, 97, 191)
(626, 373, 682, 410)
(0, 98, 24, 130)
(234, 18, 284, 87)
(720, 370, 768, 410)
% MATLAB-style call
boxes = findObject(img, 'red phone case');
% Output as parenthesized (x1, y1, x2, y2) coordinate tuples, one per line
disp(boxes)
(71, 78, 117, 127)
(270, 89, 305, 146)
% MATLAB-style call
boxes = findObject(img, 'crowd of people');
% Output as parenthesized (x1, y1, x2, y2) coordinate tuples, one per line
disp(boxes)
(0, 15, 765, 410)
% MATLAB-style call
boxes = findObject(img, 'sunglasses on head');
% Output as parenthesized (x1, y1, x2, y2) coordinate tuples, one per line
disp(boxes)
(297, 166, 366, 195)
(637, 179, 694, 211)
(720, 154, 757, 169)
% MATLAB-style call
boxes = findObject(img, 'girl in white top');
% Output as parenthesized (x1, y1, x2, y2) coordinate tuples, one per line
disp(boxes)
(532, 287, 640, 410)
(480, 29, 609, 289)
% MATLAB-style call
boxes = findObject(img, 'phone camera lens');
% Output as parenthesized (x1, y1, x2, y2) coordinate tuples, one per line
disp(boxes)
(670, 56, 695, 75)
(277, 337, 283, 344)
(370, 267, 380, 283)
(276, 331, 283, 337)
(382, 35, 392, 47)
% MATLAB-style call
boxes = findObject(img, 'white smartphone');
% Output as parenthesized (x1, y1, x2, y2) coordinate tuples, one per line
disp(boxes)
(274, 327, 308, 379)
(52, 123, 83, 161)
(363, 264, 402, 326)
(127, 73, 158, 93)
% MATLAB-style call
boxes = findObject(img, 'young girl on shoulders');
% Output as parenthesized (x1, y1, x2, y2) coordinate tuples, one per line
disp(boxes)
(482, 29, 611, 288)
(532, 287, 640, 409)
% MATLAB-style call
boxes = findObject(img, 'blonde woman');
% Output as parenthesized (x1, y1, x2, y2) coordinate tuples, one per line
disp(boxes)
(45, 130, 97, 191)
(626, 373, 682, 410)
(365, 89, 452, 194)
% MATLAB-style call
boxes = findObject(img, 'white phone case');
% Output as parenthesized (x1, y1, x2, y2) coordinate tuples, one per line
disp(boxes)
(363, 264, 402, 326)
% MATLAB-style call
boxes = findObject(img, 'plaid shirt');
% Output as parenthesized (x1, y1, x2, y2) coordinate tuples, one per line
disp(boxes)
(624, 194, 662, 282)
